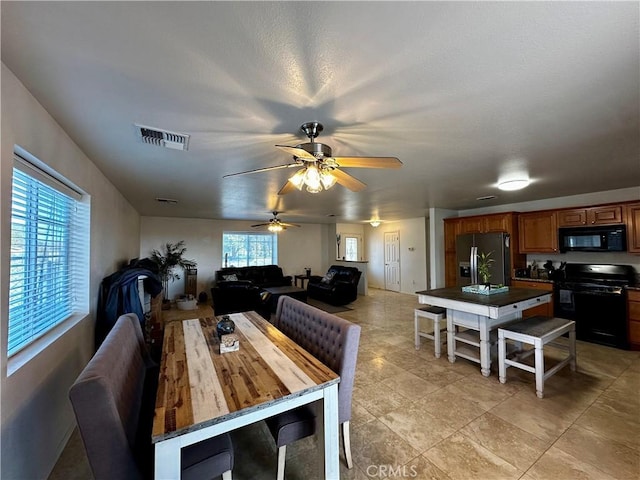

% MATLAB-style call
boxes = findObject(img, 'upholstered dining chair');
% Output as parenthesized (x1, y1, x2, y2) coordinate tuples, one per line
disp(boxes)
(266, 296, 361, 480)
(69, 313, 234, 480)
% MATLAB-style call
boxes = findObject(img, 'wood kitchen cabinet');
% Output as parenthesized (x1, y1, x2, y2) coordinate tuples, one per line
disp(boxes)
(626, 203, 640, 254)
(511, 279, 554, 318)
(628, 289, 640, 350)
(518, 210, 558, 253)
(558, 205, 623, 227)
(444, 219, 461, 287)
(444, 212, 525, 287)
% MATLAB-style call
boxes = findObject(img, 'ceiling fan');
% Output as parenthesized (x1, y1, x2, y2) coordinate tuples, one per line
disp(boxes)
(251, 211, 300, 232)
(223, 122, 402, 194)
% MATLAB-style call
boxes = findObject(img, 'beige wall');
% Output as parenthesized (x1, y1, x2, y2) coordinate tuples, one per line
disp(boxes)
(365, 217, 429, 294)
(1, 64, 141, 479)
(140, 216, 331, 299)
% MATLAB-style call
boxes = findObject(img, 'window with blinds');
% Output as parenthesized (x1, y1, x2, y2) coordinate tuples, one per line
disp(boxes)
(222, 232, 277, 267)
(8, 155, 89, 357)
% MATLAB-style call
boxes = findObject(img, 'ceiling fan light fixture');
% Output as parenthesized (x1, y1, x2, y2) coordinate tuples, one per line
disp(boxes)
(320, 170, 337, 190)
(268, 223, 283, 233)
(288, 169, 306, 190)
(303, 165, 322, 193)
(370, 220, 381, 227)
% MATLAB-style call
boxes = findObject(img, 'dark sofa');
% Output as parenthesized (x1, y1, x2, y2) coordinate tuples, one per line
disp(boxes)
(307, 265, 362, 306)
(212, 265, 291, 319)
(214, 265, 292, 288)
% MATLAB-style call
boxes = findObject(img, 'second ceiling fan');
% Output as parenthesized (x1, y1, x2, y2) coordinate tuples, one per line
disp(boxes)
(251, 211, 300, 232)
(223, 122, 402, 194)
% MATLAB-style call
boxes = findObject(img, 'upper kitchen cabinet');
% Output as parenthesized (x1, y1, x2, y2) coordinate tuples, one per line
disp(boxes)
(518, 211, 558, 253)
(626, 203, 640, 253)
(558, 204, 623, 227)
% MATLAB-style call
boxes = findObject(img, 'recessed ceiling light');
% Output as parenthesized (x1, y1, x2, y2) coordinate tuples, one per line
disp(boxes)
(497, 179, 530, 191)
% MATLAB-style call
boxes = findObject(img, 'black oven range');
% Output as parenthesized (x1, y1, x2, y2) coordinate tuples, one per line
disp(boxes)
(554, 263, 636, 349)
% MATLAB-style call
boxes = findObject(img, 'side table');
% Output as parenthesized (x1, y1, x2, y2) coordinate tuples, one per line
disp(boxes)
(294, 274, 311, 289)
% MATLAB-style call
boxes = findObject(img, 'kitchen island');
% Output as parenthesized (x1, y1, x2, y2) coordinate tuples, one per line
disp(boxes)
(416, 287, 552, 376)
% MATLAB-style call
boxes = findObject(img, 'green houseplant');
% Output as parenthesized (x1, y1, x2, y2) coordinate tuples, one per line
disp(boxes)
(149, 241, 196, 305)
(477, 250, 494, 286)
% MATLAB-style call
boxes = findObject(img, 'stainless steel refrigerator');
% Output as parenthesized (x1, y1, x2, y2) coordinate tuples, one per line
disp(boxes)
(456, 232, 511, 286)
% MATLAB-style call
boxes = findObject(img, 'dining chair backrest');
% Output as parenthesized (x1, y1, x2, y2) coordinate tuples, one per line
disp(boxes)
(274, 295, 361, 423)
(69, 313, 149, 479)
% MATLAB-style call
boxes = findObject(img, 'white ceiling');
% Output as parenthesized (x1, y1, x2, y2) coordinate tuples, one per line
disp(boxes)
(2, 2, 639, 225)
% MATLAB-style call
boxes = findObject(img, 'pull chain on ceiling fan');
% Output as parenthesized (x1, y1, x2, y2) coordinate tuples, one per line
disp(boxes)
(223, 122, 402, 194)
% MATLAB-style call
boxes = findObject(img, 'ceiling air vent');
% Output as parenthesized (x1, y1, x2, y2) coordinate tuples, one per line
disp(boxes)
(155, 197, 178, 204)
(135, 124, 190, 151)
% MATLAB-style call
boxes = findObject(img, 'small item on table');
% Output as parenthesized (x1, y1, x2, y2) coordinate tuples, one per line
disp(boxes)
(220, 333, 239, 353)
(216, 315, 236, 338)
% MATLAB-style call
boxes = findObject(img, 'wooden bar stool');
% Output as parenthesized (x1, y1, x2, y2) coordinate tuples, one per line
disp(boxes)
(414, 306, 447, 358)
(498, 316, 576, 398)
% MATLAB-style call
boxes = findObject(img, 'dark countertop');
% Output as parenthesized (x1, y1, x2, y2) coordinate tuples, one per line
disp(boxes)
(416, 287, 551, 308)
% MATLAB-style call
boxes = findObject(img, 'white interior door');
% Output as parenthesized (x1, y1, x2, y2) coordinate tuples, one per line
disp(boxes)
(384, 231, 400, 292)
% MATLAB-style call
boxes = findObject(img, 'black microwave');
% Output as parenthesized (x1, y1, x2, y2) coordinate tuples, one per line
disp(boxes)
(558, 225, 627, 253)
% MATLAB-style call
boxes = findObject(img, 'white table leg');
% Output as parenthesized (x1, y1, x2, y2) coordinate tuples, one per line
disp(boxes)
(480, 323, 491, 377)
(447, 310, 455, 363)
(155, 436, 181, 480)
(320, 382, 339, 479)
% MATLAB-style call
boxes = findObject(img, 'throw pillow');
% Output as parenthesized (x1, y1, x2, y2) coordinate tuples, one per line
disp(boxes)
(320, 271, 335, 284)
(223, 274, 238, 281)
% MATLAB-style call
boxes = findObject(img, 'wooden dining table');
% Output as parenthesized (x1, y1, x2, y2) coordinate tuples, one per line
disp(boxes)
(152, 310, 341, 479)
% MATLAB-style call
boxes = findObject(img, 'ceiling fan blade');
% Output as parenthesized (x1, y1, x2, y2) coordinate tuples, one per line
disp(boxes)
(275, 145, 317, 161)
(333, 156, 402, 169)
(223, 162, 300, 178)
(331, 168, 367, 192)
(280, 222, 301, 228)
(277, 180, 298, 195)
(250, 223, 270, 227)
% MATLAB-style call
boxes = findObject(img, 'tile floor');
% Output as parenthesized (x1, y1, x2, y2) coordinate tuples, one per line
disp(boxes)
(50, 288, 640, 480)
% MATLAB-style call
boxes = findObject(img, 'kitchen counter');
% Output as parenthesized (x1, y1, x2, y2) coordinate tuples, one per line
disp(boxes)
(416, 287, 552, 311)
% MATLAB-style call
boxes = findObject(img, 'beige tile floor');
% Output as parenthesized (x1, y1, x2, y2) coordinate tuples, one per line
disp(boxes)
(50, 288, 640, 480)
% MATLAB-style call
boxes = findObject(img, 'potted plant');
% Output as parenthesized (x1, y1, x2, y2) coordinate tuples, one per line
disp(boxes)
(150, 241, 196, 308)
(477, 250, 494, 288)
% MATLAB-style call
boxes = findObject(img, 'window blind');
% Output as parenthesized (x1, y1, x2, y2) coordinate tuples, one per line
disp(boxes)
(222, 232, 278, 267)
(8, 158, 89, 357)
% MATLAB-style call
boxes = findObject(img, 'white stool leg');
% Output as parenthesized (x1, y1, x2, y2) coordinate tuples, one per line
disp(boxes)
(569, 327, 577, 372)
(433, 316, 441, 358)
(534, 338, 545, 398)
(498, 329, 507, 384)
(414, 311, 420, 350)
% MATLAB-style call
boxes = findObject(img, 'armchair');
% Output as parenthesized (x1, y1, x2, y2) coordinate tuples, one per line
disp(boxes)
(307, 265, 361, 306)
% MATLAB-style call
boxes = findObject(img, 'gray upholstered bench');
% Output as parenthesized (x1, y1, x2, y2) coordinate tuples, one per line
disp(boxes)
(69, 313, 234, 479)
(414, 306, 447, 357)
(498, 316, 576, 398)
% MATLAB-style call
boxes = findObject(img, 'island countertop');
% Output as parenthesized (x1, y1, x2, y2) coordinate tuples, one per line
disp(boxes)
(415, 286, 550, 308)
